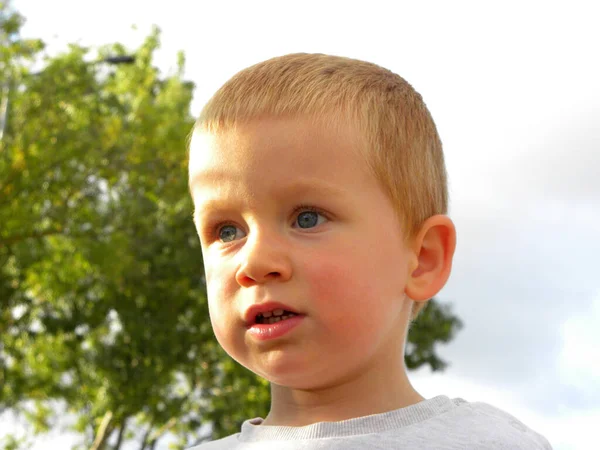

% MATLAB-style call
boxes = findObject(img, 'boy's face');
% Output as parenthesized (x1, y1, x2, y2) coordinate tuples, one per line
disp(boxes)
(189, 118, 415, 389)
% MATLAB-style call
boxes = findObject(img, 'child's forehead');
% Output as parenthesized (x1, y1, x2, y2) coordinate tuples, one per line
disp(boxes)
(188, 118, 375, 198)
(190, 117, 364, 166)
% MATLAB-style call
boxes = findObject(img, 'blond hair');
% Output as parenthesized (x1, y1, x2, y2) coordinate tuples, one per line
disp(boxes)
(194, 53, 448, 317)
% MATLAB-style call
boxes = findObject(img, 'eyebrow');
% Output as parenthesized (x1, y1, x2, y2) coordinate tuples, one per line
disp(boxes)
(193, 178, 348, 218)
(275, 179, 347, 198)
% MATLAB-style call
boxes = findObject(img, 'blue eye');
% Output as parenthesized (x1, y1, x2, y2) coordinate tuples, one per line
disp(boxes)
(294, 210, 326, 229)
(218, 225, 245, 242)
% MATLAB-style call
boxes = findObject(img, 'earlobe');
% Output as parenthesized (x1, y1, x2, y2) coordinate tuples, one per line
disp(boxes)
(405, 215, 456, 302)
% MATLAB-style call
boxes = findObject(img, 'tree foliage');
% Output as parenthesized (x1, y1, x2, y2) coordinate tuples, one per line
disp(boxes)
(406, 299, 463, 371)
(0, 4, 462, 449)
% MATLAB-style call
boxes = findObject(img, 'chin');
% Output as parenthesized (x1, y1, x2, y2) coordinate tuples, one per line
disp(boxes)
(251, 358, 326, 389)
(264, 364, 344, 391)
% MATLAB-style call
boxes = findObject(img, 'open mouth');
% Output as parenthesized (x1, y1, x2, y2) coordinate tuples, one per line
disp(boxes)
(255, 309, 299, 325)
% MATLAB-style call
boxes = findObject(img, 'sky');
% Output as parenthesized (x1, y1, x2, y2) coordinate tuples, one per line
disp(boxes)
(4, 0, 600, 449)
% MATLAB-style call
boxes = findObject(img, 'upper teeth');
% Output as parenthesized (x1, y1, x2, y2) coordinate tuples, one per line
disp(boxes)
(256, 309, 298, 323)
(259, 308, 284, 318)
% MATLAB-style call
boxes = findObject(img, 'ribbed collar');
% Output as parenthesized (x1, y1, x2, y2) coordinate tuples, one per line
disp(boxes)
(238, 396, 463, 442)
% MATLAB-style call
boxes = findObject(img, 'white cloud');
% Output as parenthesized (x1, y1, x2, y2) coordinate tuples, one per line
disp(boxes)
(9, 1, 600, 450)
(559, 292, 600, 391)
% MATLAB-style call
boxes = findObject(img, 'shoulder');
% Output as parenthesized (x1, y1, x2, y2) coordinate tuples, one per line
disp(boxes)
(186, 434, 241, 450)
(447, 399, 552, 449)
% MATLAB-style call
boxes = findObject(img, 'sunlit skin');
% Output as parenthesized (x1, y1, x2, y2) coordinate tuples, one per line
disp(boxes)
(189, 117, 456, 427)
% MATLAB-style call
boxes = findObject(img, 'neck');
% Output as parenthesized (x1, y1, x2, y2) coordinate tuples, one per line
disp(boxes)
(262, 353, 424, 427)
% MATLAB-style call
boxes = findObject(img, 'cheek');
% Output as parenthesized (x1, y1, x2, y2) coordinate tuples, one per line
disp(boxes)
(204, 250, 241, 302)
(308, 264, 354, 310)
(303, 242, 408, 320)
(205, 263, 238, 342)
(207, 281, 247, 362)
(302, 251, 372, 317)
(207, 286, 227, 344)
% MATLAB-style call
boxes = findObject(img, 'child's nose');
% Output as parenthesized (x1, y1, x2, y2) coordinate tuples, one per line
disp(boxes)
(234, 232, 292, 287)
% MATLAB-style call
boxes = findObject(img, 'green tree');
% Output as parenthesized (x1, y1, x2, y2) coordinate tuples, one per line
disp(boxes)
(406, 299, 463, 371)
(0, 4, 212, 448)
(0, 4, 462, 449)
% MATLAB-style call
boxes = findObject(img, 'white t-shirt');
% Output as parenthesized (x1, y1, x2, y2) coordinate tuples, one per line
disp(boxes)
(189, 395, 552, 449)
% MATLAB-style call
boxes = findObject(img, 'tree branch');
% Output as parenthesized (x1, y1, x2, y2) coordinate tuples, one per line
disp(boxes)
(143, 417, 176, 449)
(89, 410, 113, 450)
(138, 421, 154, 450)
(151, 417, 176, 439)
(114, 417, 128, 450)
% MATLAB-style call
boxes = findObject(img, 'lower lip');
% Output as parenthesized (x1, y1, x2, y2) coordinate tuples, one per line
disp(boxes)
(247, 315, 304, 341)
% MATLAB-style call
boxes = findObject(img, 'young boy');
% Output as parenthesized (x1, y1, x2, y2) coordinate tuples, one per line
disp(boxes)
(187, 53, 551, 449)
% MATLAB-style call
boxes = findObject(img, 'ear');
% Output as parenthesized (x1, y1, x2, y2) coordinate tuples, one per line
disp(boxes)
(405, 215, 456, 302)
